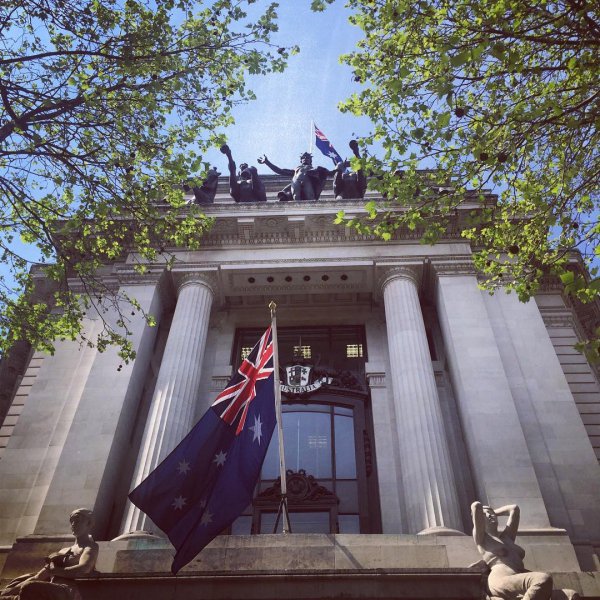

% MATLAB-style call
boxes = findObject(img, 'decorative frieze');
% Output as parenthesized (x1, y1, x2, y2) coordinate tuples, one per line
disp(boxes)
(540, 313, 577, 330)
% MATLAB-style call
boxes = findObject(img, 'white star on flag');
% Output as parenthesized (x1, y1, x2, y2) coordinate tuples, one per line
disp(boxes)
(213, 450, 227, 467)
(172, 495, 187, 510)
(200, 510, 213, 526)
(177, 459, 190, 475)
(249, 414, 263, 444)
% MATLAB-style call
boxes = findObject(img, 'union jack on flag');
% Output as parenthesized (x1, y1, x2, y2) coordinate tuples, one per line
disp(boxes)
(314, 123, 343, 165)
(212, 327, 274, 433)
(129, 327, 277, 574)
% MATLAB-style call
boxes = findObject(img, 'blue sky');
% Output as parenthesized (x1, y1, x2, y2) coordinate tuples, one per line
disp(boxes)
(203, 0, 374, 172)
(1, 1, 370, 293)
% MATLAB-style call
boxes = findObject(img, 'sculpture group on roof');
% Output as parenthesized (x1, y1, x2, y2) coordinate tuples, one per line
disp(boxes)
(185, 140, 367, 204)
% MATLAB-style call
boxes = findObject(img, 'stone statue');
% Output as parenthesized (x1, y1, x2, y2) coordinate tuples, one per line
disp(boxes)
(333, 140, 367, 200)
(258, 152, 332, 201)
(1, 508, 99, 600)
(220, 144, 266, 203)
(183, 167, 220, 204)
(471, 502, 579, 600)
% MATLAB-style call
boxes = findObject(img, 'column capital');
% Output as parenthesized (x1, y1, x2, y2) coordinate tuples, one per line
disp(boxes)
(114, 265, 165, 287)
(378, 265, 421, 294)
(172, 270, 218, 297)
(430, 257, 477, 278)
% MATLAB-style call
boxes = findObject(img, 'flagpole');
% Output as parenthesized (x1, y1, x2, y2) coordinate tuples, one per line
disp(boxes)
(309, 119, 314, 155)
(269, 300, 290, 534)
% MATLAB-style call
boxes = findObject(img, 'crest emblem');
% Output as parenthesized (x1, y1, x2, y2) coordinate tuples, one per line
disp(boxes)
(286, 365, 311, 387)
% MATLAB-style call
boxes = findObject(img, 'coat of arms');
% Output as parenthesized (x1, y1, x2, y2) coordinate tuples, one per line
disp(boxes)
(281, 364, 334, 397)
(285, 365, 312, 387)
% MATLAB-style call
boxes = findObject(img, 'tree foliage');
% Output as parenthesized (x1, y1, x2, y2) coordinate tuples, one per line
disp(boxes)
(332, 0, 599, 305)
(0, 0, 292, 361)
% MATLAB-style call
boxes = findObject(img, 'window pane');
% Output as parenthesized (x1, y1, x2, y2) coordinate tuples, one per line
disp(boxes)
(293, 345, 311, 359)
(285, 403, 330, 413)
(346, 343, 363, 358)
(262, 411, 332, 479)
(335, 480, 359, 513)
(235, 325, 367, 374)
(334, 414, 357, 478)
(338, 514, 360, 533)
(231, 515, 252, 535)
(261, 511, 330, 533)
(288, 411, 332, 477)
(261, 432, 280, 479)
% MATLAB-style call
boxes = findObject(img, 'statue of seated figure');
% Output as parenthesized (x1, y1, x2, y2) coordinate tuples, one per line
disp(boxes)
(1, 508, 99, 600)
(333, 140, 367, 200)
(183, 167, 220, 204)
(471, 502, 579, 600)
(258, 152, 332, 201)
(220, 144, 266, 203)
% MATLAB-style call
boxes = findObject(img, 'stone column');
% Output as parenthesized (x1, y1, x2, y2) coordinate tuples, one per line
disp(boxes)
(380, 266, 462, 533)
(122, 272, 215, 533)
(434, 264, 550, 527)
(365, 316, 404, 533)
(485, 290, 600, 545)
(32, 274, 164, 538)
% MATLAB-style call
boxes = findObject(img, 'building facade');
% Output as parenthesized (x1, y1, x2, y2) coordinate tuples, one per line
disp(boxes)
(1, 174, 600, 599)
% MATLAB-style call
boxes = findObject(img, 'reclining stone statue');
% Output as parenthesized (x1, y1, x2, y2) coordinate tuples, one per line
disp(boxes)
(183, 166, 220, 204)
(471, 501, 579, 600)
(220, 144, 266, 203)
(333, 140, 367, 200)
(258, 152, 331, 201)
(1, 508, 99, 600)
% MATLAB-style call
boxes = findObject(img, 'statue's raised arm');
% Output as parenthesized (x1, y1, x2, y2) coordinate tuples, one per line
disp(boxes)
(333, 140, 367, 200)
(257, 155, 294, 177)
(220, 145, 266, 203)
(471, 501, 487, 547)
(259, 152, 331, 202)
(470, 501, 578, 600)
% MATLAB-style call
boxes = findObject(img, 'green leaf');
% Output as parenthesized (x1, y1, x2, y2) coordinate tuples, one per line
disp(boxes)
(0, 0, 292, 359)
(450, 50, 470, 67)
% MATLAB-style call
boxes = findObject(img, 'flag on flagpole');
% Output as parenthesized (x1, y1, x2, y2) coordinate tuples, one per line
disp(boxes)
(314, 123, 343, 165)
(128, 327, 277, 574)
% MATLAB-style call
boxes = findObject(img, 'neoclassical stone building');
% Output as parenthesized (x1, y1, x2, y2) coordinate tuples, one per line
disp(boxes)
(1, 173, 600, 599)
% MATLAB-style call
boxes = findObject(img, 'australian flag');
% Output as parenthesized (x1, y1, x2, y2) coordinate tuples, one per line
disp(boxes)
(128, 327, 277, 574)
(314, 123, 343, 165)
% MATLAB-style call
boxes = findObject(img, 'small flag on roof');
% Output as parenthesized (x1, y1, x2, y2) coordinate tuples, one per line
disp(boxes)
(314, 123, 343, 165)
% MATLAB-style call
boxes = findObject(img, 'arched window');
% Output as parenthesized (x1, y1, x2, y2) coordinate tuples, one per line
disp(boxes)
(231, 326, 380, 535)
(254, 401, 360, 533)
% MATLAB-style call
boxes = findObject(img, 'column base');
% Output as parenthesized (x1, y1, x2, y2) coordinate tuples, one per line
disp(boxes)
(417, 526, 467, 536)
(111, 530, 164, 542)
